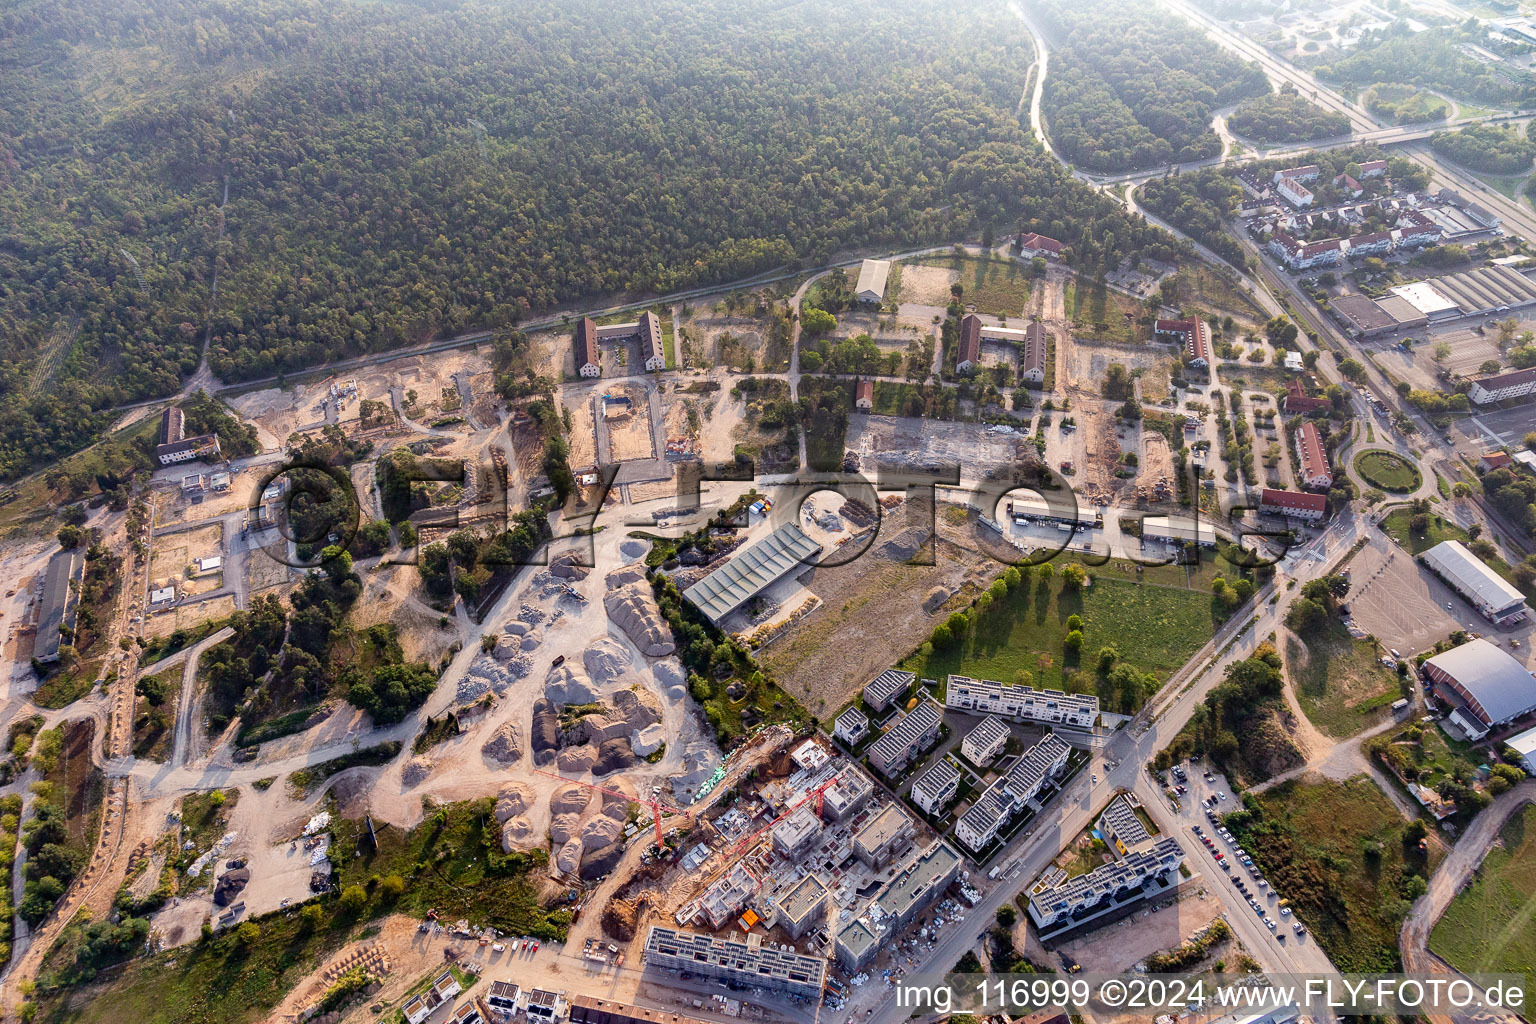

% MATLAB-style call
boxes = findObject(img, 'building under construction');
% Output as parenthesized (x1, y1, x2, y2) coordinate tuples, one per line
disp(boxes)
(643, 926, 827, 999)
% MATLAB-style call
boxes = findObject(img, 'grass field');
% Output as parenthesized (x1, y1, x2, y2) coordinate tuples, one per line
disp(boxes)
(902, 566, 1220, 701)
(1283, 620, 1403, 738)
(1355, 451, 1422, 492)
(1430, 804, 1536, 976)
(1228, 776, 1437, 973)
(1065, 276, 1139, 343)
(914, 256, 1034, 314)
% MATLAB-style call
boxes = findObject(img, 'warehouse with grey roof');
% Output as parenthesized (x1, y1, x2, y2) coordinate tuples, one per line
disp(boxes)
(681, 523, 821, 624)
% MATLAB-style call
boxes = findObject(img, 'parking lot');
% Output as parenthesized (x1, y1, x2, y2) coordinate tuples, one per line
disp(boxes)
(1161, 762, 1321, 971)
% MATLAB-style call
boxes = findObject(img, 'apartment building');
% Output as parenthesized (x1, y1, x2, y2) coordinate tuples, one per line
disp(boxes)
(955, 733, 1071, 854)
(863, 668, 916, 712)
(960, 716, 1010, 766)
(1028, 837, 1185, 941)
(642, 927, 827, 999)
(866, 702, 941, 778)
(910, 758, 960, 816)
(944, 676, 1098, 728)
(853, 804, 914, 869)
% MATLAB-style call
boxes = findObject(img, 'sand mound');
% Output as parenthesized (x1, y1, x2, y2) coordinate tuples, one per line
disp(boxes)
(550, 783, 589, 816)
(579, 843, 624, 880)
(880, 526, 929, 562)
(545, 663, 598, 705)
(631, 723, 666, 757)
(583, 637, 634, 686)
(557, 744, 598, 774)
(500, 816, 537, 853)
(550, 552, 591, 580)
(401, 756, 434, 788)
(593, 737, 636, 776)
(482, 720, 523, 766)
(530, 699, 561, 764)
(605, 564, 648, 589)
(603, 579, 675, 658)
(653, 658, 688, 701)
(495, 783, 535, 822)
(555, 837, 583, 874)
(580, 814, 623, 852)
(613, 687, 662, 728)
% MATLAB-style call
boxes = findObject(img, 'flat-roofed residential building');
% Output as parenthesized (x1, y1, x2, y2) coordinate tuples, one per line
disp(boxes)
(1422, 637, 1536, 740)
(876, 841, 961, 931)
(821, 765, 874, 822)
(698, 862, 758, 929)
(961, 716, 1010, 766)
(1294, 421, 1332, 490)
(866, 702, 940, 778)
(835, 919, 879, 972)
(1098, 796, 1152, 854)
(403, 995, 438, 1024)
(1028, 836, 1185, 941)
(487, 982, 521, 1014)
(453, 1001, 484, 1024)
(854, 804, 914, 868)
(34, 546, 85, 665)
(956, 733, 1071, 854)
(1423, 540, 1528, 626)
(863, 668, 915, 712)
(911, 758, 960, 816)
(770, 873, 830, 939)
(856, 259, 892, 303)
(833, 706, 869, 745)
(1273, 164, 1320, 183)
(1470, 366, 1536, 405)
(527, 990, 563, 1023)
(945, 676, 1098, 728)
(569, 996, 716, 1024)
(642, 926, 827, 1000)
(771, 806, 822, 861)
(1259, 488, 1328, 522)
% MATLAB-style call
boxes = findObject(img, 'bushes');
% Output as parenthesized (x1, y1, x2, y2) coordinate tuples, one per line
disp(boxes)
(1428, 123, 1536, 174)
(1227, 89, 1350, 145)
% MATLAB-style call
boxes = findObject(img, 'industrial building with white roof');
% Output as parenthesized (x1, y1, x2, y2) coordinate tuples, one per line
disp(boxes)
(681, 522, 821, 624)
(1421, 540, 1528, 626)
(1421, 638, 1536, 740)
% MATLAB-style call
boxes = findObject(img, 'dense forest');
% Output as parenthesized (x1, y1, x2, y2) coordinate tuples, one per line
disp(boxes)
(0, 0, 1047, 479)
(1226, 87, 1351, 145)
(1429, 123, 1536, 174)
(1036, 0, 1269, 172)
(1313, 26, 1536, 106)
(1138, 170, 1247, 268)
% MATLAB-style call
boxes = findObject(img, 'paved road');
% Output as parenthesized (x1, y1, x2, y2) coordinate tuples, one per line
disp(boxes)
(862, 513, 1367, 1023)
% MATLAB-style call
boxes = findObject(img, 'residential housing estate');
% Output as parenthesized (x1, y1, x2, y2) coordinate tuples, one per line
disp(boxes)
(643, 926, 826, 999)
(944, 676, 1099, 728)
(1153, 318, 1211, 368)
(866, 702, 941, 777)
(955, 732, 1071, 854)
(910, 758, 960, 816)
(1028, 836, 1185, 941)
(1294, 421, 1332, 489)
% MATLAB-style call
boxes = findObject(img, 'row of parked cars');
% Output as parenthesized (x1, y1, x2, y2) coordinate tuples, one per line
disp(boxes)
(1194, 820, 1304, 942)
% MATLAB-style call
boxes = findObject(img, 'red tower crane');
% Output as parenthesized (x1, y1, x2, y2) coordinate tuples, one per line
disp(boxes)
(727, 773, 842, 858)
(531, 769, 693, 852)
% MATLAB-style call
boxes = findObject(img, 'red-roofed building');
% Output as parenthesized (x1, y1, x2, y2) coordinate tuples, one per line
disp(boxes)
(1359, 159, 1388, 178)
(1268, 230, 1342, 270)
(1260, 488, 1328, 521)
(855, 379, 874, 411)
(1283, 379, 1330, 414)
(575, 318, 600, 378)
(1273, 165, 1320, 183)
(1018, 232, 1063, 259)
(1153, 318, 1211, 368)
(957, 314, 983, 374)
(1294, 420, 1333, 490)
(1333, 173, 1363, 197)
(1482, 451, 1513, 471)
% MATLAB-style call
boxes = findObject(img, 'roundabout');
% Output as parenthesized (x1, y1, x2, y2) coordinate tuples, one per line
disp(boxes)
(1353, 449, 1423, 493)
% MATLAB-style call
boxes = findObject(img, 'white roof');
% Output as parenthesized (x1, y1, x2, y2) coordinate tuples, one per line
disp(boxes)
(197, 556, 223, 571)
(1423, 540, 1526, 615)
(1388, 281, 1459, 317)
(855, 259, 891, 299)
(1142, 516, 1218, 544)
(1424, 638, 1536, 725)
(1505, 723, 1536, 759)
(150, 586, 176, 603)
